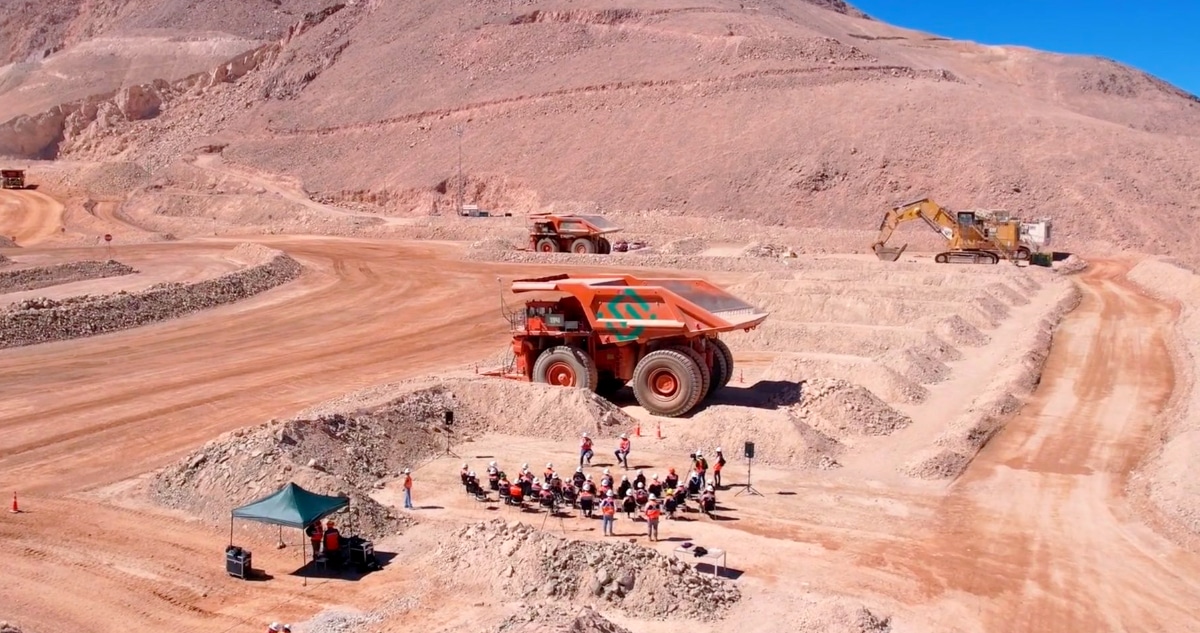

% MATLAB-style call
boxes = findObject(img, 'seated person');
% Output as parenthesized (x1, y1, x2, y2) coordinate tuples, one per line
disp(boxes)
(700, 486, 717, 515)
(664, 468, 680, 490)
(322, 520, 343, 566)
(633, 483, 650, 508)
(687, 472, 702, 497)
(581, 475, 597, 495)
(488, 470, 501, 491)
(538, 487, 557, 511)
(617, 475, 631, 499)
(621, 493, 637, 519)
(647, 475, 663, 498)
(578, 489, 595, 517)
(560, 484, 578, 506)
(663, 494, 679, 519)
(465, 471, 484, 496)
(672, 485, 689, 510)
(572, 467, 586, 489)
(508, 483, 524, 504)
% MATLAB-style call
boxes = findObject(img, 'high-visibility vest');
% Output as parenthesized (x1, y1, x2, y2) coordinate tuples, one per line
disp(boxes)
(645, 505, 661, 521)
(582, 438, 592, 450)
(404, 475, 412, 490)
(601, 501, 615, 516)
(619, 439, 630, 452)
(324, 529, 340, 551)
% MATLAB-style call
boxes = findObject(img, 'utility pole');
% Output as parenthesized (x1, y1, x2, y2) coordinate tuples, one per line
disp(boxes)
(452, 124, 465, 215)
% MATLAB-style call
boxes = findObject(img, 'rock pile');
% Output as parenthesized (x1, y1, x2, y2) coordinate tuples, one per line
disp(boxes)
(0, 236, 17, 248)
(933, 315, 989, 347)
(680, 404, 844, 468)
(0, 260, 136, 294)
(741, 242, 796, 258)
(791, 378, 912, 437)
(443, 520, 740, 621)
(0, 622, 23, 633)
(0, 254, 9, 266)
(472, 238, 519, 253)
(494, 606, 633, 633)
(0, 244, 300, 349)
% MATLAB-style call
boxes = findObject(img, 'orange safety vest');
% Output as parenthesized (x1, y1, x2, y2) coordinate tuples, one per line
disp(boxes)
(544, 469, 553, 479)
(601, 501, 615, 516)
(645, 505, 661, 520)
(403, 475, 413, 490)
(324, 529, 340, 551)
(582, 438, 592, 450)
(619, 439, 630, 452)
(309, 527, 323, 543)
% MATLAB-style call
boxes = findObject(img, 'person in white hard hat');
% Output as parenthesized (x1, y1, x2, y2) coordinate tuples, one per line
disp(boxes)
(615, 432, 631, 469)
(713, 447, 727, 488)
(600, 490, 617, 536)
(402, 467, 414, 509)
(268, 623, 281, 632)
(543, 463, 554, 484)
(644, 493, 662, 541)
(693, 450, 709, 489)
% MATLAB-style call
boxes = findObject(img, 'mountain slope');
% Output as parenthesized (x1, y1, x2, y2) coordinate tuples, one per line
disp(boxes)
(3, 0, 1199, 256)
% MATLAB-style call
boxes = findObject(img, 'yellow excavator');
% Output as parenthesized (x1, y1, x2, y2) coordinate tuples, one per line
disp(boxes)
(870, 198, 1032, 264)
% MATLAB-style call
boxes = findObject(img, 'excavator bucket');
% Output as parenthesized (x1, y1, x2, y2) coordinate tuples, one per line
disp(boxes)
(874, 243, 907, 262)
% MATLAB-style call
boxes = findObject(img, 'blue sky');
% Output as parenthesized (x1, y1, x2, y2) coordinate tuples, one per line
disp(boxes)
(851, 0, 1199, 96)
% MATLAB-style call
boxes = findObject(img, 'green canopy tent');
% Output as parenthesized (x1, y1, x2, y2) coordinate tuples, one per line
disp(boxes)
(230, 483, 350, 582)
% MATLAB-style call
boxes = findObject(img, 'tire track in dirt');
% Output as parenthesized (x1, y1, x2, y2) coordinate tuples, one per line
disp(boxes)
(0, 189, 65, 245)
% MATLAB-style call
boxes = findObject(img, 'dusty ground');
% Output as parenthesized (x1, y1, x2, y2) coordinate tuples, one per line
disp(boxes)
(3, 170, 1200, 632)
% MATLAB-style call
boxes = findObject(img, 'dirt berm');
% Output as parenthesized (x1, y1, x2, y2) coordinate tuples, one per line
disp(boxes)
(0, 244, 300, 348)
(0, 260, 136, 294)
(1127, 258, 1200, 542)
(493, 606, 633, 633)
(902, 278, 1082, 479)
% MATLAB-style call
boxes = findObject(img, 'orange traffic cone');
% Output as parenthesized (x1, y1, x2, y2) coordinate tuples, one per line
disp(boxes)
(656, 423, 662, 440)
(10, 492, 19, 513)
(634, 422, 641, 437)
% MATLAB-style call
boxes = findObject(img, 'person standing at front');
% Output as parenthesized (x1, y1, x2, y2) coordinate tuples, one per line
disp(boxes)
(600, 491, 617, 536)
(645, 496, 662, 542)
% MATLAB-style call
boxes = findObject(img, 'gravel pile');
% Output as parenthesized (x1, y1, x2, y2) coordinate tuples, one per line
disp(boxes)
(678, 404, 844, 468)
(762, 355, 928, 405)
(988, 281, 1030, 306)
(472, 237, 519, 253)
(791, 378, 911, 437)
(933, 315, 990, 347)
(0, 245, 300, 349)
(494, 606, 632, 633)
(877, 346, 951, 385)
(0, 622, 23, 633)
(443, 520, 740, 621)
(0, 260, 136, 294)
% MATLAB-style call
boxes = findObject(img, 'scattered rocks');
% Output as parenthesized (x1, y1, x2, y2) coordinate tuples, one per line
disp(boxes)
(0, 260, 136, 294)
(0, 622, 23, 633)
(494, 606, 633, 633)
(0, 244, 300, 349)
(443, 520, 739, 621)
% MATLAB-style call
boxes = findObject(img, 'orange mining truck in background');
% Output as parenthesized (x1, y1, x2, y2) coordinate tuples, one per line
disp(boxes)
(528, 213, 623, 254)
(490, 274, 769, 417)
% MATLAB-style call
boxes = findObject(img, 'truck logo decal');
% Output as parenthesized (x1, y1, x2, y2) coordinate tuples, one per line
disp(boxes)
(602, 288, 655, 342)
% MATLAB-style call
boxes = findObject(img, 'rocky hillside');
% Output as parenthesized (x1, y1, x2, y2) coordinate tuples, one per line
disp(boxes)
(3, 0, 1199, 256)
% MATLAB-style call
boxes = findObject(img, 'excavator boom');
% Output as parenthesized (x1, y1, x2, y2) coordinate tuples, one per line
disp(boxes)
(870, 197, 1025, 264)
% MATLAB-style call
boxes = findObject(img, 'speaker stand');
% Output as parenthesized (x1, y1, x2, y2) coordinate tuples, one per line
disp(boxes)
(443, 427, 460, 458)
(735, 458, 763, 497)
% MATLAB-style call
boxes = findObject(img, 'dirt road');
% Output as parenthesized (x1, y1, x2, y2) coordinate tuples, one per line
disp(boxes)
(0, 189, 65, 245)
(3, 245, 1198, 633)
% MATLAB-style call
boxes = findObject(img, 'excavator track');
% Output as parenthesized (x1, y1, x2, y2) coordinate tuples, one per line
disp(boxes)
(934, 250, 999, 265)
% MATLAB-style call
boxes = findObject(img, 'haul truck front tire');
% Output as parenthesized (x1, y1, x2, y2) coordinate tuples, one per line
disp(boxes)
(534, 346, 599, 391)
(632, 349, 705, 417)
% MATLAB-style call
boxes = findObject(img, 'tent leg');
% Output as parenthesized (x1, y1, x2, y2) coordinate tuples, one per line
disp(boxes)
(277, 526, 285, 549)
(229, 515, 234, 546)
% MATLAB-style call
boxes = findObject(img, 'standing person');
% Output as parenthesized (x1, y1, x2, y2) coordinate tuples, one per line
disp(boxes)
(713, 448, 726, 489)
(614, 433, 631, 469)
(693, 450, 709, 489)
(402, 468, 414, 509)
(323, 519, 342, 566)
(580, 432, 594, 466)
(645, 495, 662, 542)
(600, 491, 617, 536)
(305, 520, 324, 559)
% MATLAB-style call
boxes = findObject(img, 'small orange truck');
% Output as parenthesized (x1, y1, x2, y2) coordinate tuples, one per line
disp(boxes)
(528, 213, 623, 254)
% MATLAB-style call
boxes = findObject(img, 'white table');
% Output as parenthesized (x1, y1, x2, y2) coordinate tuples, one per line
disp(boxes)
(672, 546, 727, 578)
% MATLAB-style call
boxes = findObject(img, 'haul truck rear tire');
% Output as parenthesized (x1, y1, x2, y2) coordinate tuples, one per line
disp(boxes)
(536, 238, 561, 253)
(672, 346, 712, 400)
(571, 238, 597, 254)
(534, 346, 599, 391)
(705, 338, 734, 388)
(598, 237, 612, 254)
(632, 349, 705, 417)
